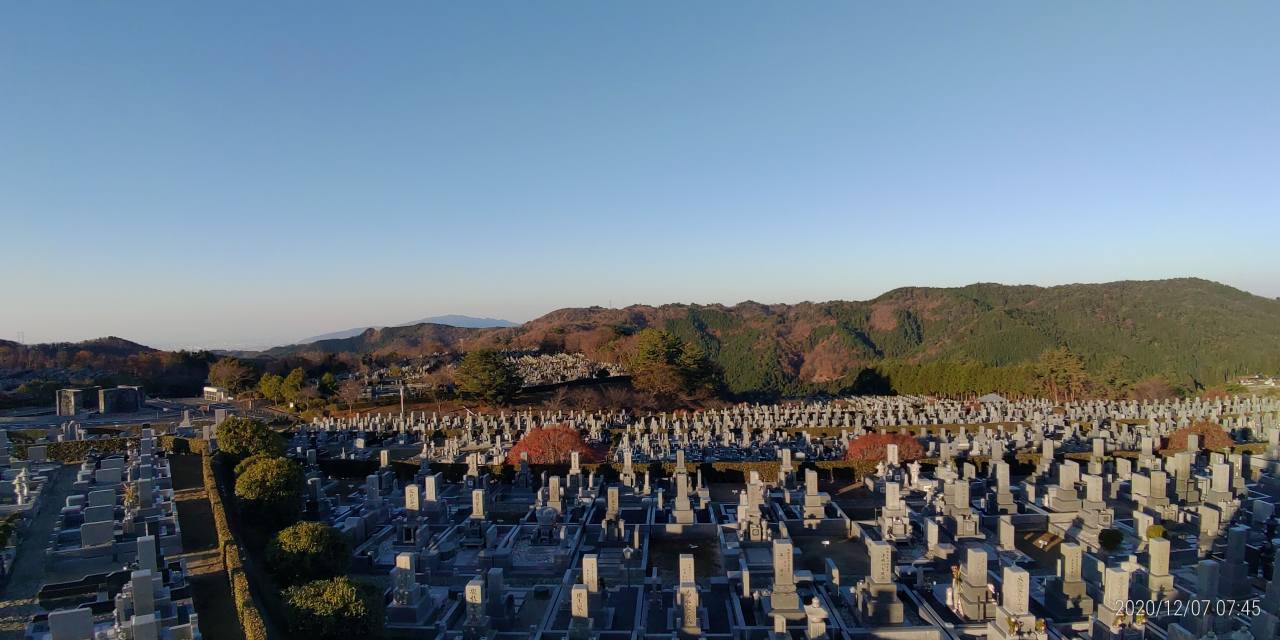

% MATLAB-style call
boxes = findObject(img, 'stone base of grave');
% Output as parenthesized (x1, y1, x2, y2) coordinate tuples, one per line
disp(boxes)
(763, 592, 806, 622)
(987, 495, 1017, 514)
(1090, 601, 1131, 640)
(1162, 623, 1197, 640)
(463, 622, 496, 640)
(956, 586, 995, 621)
(1044, 583, 1094, 619)
(1089, 618, 1147, 640)
(987, 612, 1044, 640)
(857, 588, 904, 625)
(1145, 574, 1175, 602)
(387, 597, 435, 627)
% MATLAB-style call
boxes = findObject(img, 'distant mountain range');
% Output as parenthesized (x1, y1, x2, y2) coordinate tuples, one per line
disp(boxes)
(294, 315, 518, 344)
(7, 279, 1280, 399)
(261, 278, 1280, 395)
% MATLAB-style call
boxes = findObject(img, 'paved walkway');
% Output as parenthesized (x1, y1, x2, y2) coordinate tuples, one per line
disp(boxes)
(0, 465, 75, 639)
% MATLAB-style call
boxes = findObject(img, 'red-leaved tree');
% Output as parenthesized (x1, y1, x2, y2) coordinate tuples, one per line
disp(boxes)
(845, 433, 925, 462)
(505, 425, 605, 465)
(1162, 421, 1233, 453)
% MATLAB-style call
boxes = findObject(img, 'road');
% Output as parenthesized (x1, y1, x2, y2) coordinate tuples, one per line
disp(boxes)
(0, 399, 241, 430)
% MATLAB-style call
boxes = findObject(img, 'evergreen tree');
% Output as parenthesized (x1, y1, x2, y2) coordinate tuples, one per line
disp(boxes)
(234, 457, 303, 529)
(1036, 347, 1091, 403)
(628, 328, 723, 404)
(281, 367, 306, 403)
(216, 417, 285, 459)
(257, 373, 284, 402)
(455, 349, 522, 405)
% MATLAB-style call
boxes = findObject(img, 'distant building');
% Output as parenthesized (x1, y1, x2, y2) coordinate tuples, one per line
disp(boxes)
(203, 386, 233, 402)
(56, 387, 100, 416)
(1237, 375, 1278, 387)
(56, 385, 146, 415)
(99, 385, 145, 413)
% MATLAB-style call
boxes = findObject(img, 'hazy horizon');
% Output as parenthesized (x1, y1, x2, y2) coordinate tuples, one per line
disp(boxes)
(4, 3, 1278, 349)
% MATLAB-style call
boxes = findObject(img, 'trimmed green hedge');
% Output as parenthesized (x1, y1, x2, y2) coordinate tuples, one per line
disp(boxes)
(227, 547, 269, 640)
(160, 436, 210, 456)
(1233, 442, 1269, 455)
(204, 454, 268, 640)
(12, 438, 132, 462)
(315, 458, 884, 484)
(203, 455, 234, 548)
(11, 435, 209, 462)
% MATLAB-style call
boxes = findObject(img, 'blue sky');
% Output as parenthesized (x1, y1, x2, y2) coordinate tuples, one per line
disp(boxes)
(2, 2, 1277, 349)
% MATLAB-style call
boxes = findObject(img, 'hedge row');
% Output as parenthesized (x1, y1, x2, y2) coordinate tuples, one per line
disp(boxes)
(159, 436, 211, 456)
(315, 457, 887, 484)
(203, 455, 234, 550)
(226, 548, 268, 640)
(11, 438, 133, 462)
(10, 435, 210, 462)
(204, 454, 268, 640)
(1231, 442, 1269, 455)
(1077, 442, 1266, 462)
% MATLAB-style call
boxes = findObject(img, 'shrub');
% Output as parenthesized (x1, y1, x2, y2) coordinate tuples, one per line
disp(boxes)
(845, 433, 925, 462)
(234, 453, 274, 477)
(283, 577, 382, 640)
(504, 425, 605, 465)
(267, 522, 350, 585)
(217, 417, 285, 459)
(1145, 524, 1165, 540)
(234, 457, 304, 528)
(1098, 528, 1123, 551)
(1162, 421, 1233, 453)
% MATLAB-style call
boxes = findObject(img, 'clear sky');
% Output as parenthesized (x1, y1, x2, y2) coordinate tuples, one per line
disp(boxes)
(3, 2, 1278, 350)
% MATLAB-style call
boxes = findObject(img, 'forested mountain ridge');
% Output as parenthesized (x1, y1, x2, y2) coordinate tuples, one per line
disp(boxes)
(0, 336, 155, 370)
(264, 278, 1280, 397)
(0, 337, 213, 400)
(7, 279, 1277, 400)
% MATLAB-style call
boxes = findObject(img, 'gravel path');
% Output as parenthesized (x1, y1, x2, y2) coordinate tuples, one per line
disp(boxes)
(0, 465, 75, 638)
(0, 457, 248, 640)
(170, 455, 244, 640)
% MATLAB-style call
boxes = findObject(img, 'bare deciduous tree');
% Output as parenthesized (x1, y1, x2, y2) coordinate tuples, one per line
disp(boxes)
(338, 378, 363, 411)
